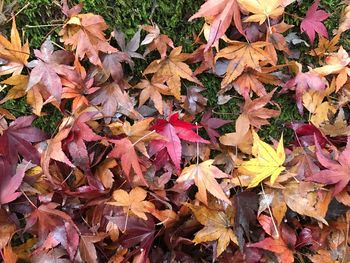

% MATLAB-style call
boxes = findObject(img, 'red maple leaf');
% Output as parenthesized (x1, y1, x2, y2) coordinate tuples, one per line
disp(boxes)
(64, 112, 101, 171)
(149, 113, 209, 170)
(300, 0, 330, 45)
(307, 137, 350, 195)
(0, 116, 46, 166)
(200, 111, 231, 146)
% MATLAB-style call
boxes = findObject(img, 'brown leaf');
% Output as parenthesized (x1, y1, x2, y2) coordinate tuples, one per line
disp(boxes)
(79, 234, 106, 263)
(215, 41, 272, 88)
(0, 17, 29, 76)
(135, 77, 171, 114)
(143, 46, 203, 99)
(108, 187, 154, 220)
(187, 203, 238, 257)
(241, 89, 280, 129)
(282, 181, 332, 225)
(59, 13, 117, 66)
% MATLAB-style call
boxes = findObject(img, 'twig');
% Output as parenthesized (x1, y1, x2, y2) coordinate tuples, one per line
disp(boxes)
(6, 3, 31, 24)
(284, 12, 303, 20)
(24, 23, 64, 28)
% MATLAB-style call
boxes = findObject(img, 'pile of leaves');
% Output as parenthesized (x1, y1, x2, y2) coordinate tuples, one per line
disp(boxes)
(0, 0, 349, 262)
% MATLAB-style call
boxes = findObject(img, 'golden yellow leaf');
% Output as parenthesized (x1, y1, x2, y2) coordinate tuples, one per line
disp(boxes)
(238, 130, 285, 188)
(237, 0, 284, 25)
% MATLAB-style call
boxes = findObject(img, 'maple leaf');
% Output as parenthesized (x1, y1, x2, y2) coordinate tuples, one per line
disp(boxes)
(113, 215, 156, 261)
(187, 204, 238, 257)
(0, 115, 46, 166)
(99, 51, 131, 82)
(237, 0, 284, 24)
(300, 0, 330, 45)
(309, 34, 340, 57)
(282, 181, 332, 224)
(0, 18, 29, 76)
(41, 126, 75, 184)
(31, 248, 69, 263)
(108, 187, 154, 220)
(90, 81, 142, 121)
(113, 28, 144, 63)
(238, 130, 285, 188)
(241, 89, 280, 129)
(109, 118, 162, 157)
(177, 160, 231, 205)
(0, 74, 28, 103)
(108, 138, 148, 185)
(59, 12, 117, 66)
(248, 236, 294, 263)
(307, 137, 350, 195)
(79, 234, 106, 263)
(0, 162, 29, 205)
(313, 46, 350, 91)
(187, 44, 215, 75)
(25, 202, 79, 259)
(189, 0, 244, 51)
(282, 62, 326, 114)
(200, 111, 231, 146)
(27, 38, 74, 101)
(143, 46, 203, 99)
(149, 113, 209, 170)
(233, 68, 281, 98)
(62, 59, 100, 112)
(233, 192, 258, 250)
(141, 24, 174, 58)
(63, 112, 101, 171)
(135, 76, 172, 114)
(215, 41, 271, 88)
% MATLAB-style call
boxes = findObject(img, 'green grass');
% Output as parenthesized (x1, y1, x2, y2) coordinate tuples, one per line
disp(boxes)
(0, 0, 345, 139)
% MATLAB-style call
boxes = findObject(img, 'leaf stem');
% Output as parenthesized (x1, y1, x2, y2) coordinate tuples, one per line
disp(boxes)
(261, 183, 280, 239)
(132, 130, 156, 146)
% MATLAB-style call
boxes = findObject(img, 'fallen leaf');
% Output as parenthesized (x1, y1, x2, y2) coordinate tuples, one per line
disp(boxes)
(0, 18, 29, 76)
(282, 181, 331, 224)
(300, 0, 330, 45)
(143, 46, 203, 99)
(177, 160, 231, 205)
(189, 0, 244, 50)
(307, 136, 350, 195)
(59, 12, 117, 66)
(188, 203, 238, 257)
(237, 0, 284, 24)
(215, 41, 271, 88)
(109, 187, 154, 220)
(238, 130, 285, 188)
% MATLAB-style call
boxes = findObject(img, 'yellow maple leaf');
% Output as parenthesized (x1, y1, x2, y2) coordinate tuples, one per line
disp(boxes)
(237, 0, 284, 25)
(238, 130, 285, 188)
